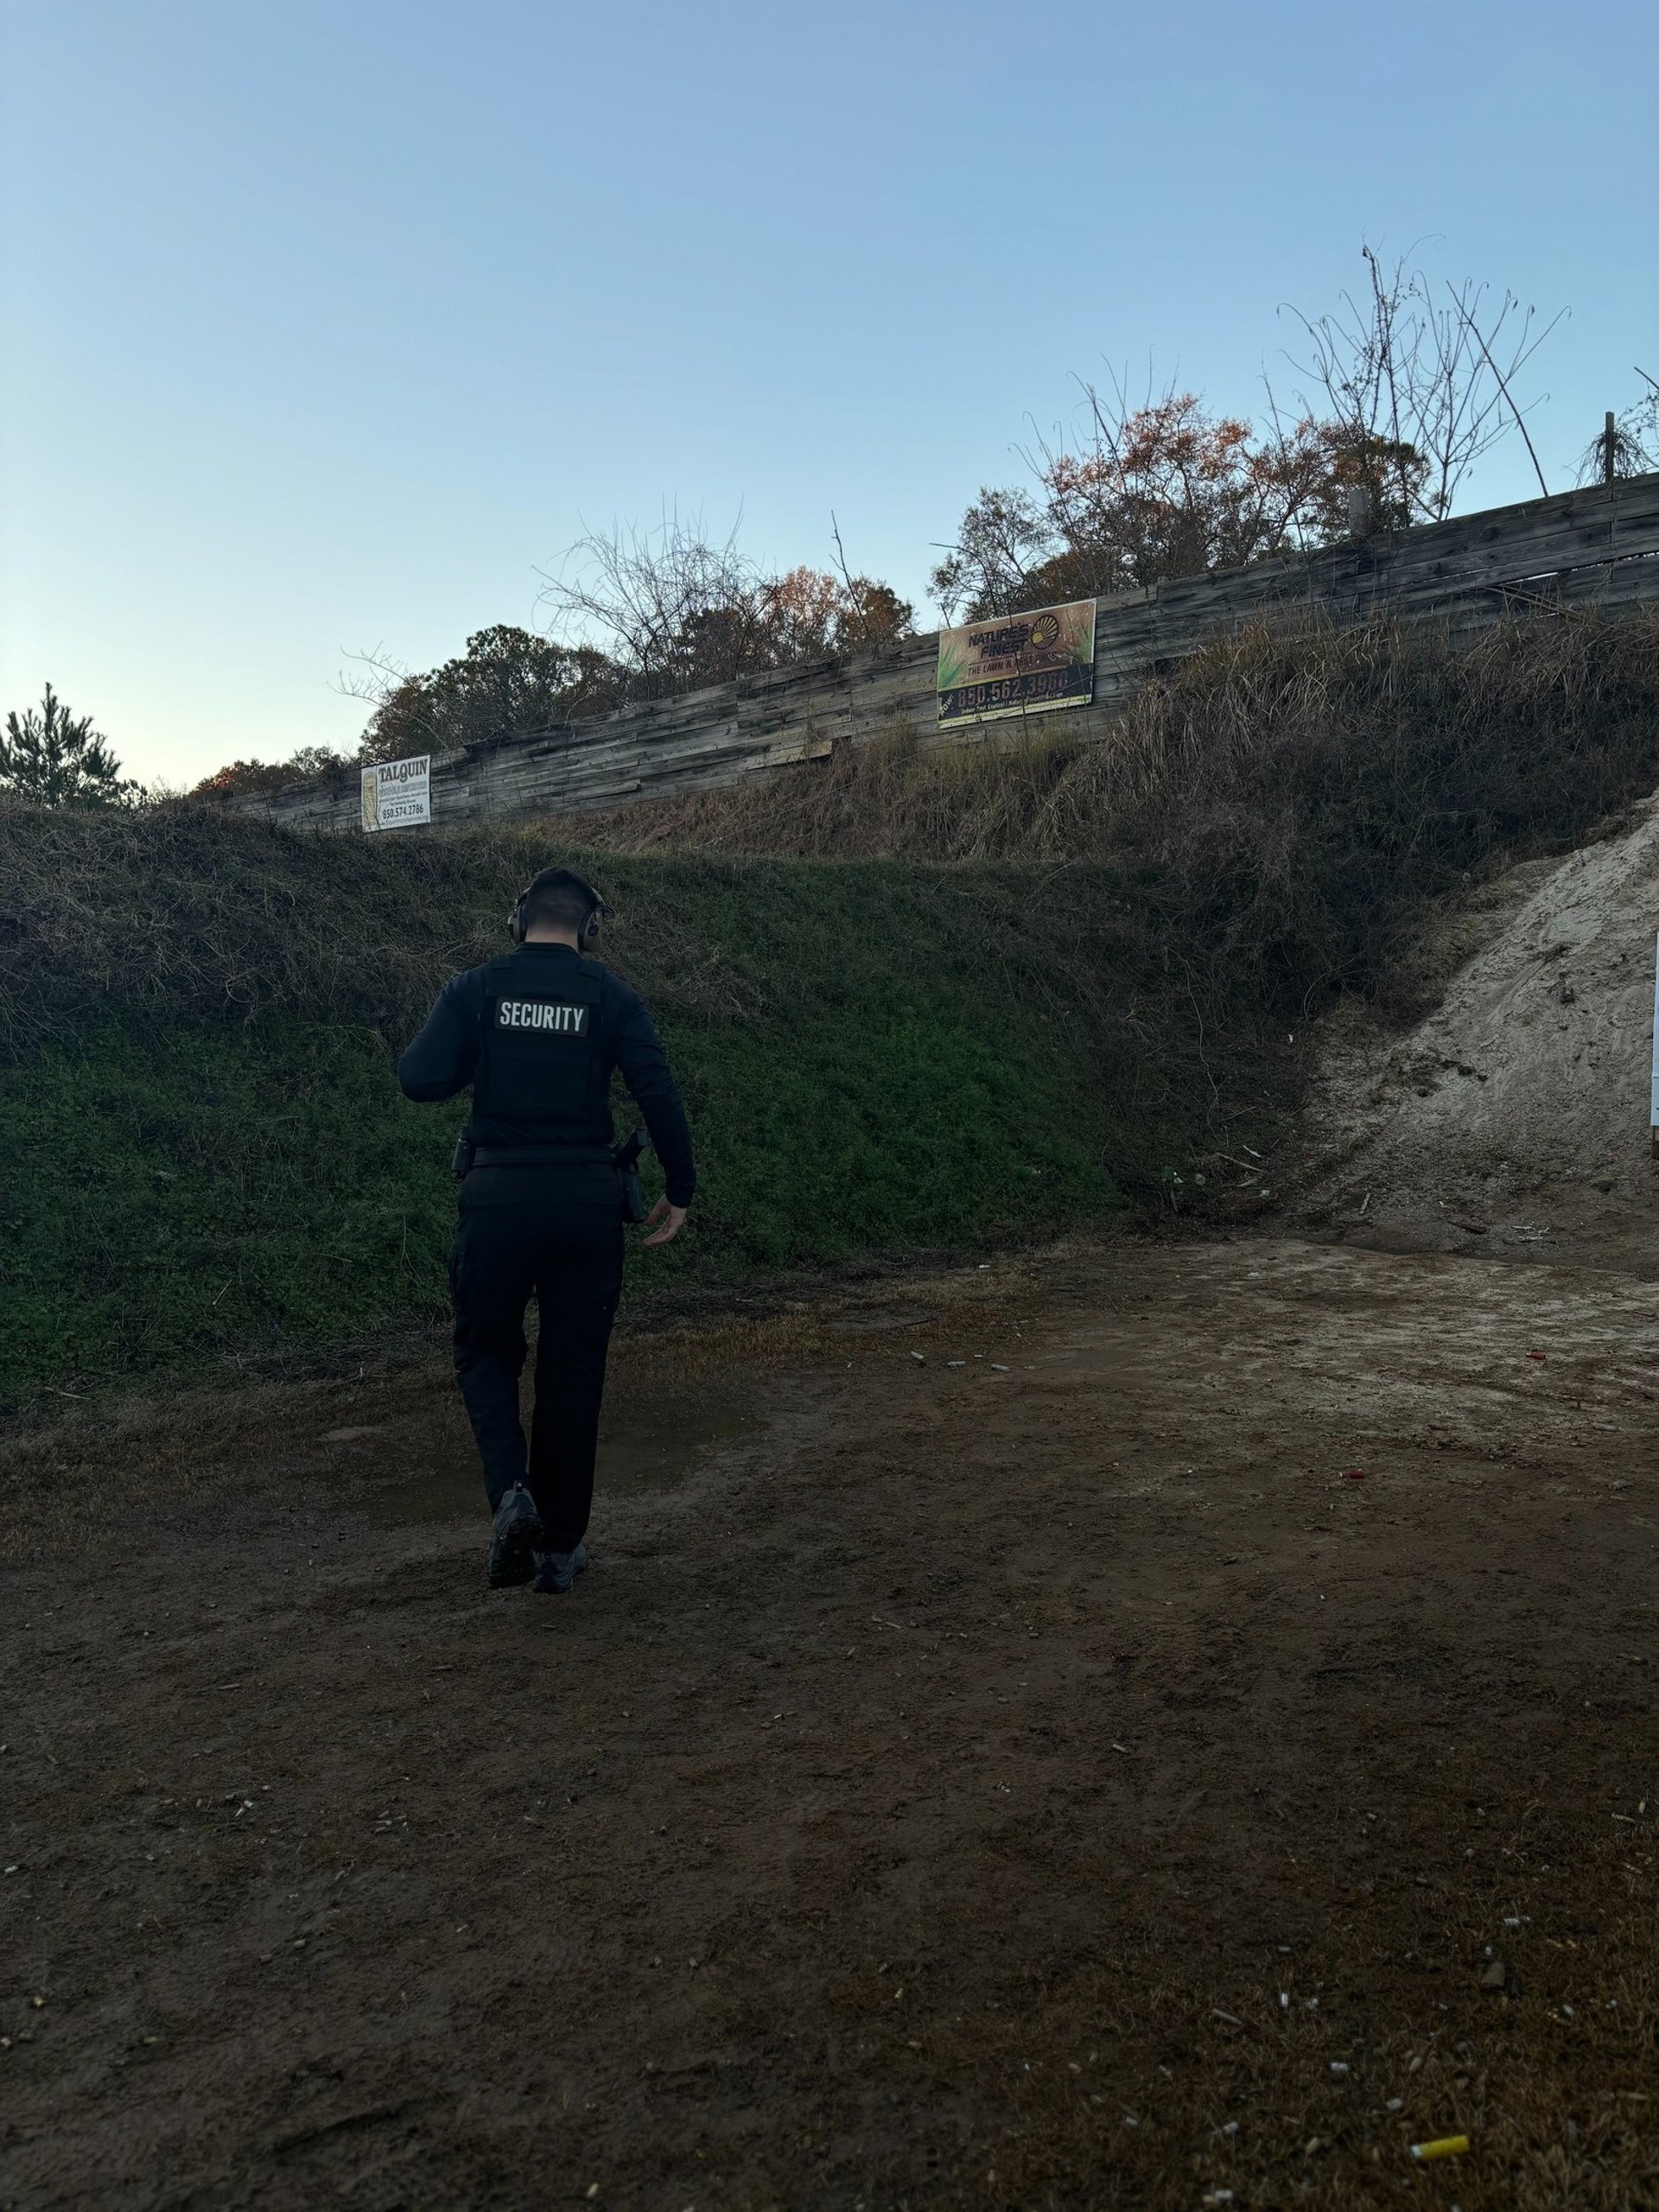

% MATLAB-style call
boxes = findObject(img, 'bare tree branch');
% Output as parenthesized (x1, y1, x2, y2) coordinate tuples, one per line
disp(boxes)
(1447, 283, 1549, 498)
(1280, 248, 1565, 523)
(537, 512, 912, 692)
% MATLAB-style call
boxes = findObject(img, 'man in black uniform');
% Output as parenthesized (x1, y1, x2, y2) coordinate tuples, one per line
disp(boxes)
(397, 867, 696, 1595)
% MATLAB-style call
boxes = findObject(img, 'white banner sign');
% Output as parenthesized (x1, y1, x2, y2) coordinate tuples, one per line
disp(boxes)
(360, 754, 431, 832)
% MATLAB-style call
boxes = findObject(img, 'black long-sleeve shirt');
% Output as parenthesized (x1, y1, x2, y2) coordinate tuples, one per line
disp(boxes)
(398, 944, 696, 1205)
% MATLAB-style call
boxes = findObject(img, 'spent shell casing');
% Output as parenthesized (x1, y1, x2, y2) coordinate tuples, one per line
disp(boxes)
(1409, 2135, 1470, 2162)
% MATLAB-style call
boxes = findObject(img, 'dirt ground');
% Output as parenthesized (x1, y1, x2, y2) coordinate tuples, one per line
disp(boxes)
(3, 1230, 1658, 2211)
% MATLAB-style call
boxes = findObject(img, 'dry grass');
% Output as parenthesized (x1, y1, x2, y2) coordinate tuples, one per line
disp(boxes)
(545, 609, 1659, 1015)
(7, 612, 1655, 1058)
(550, 612, 1659, 865)
(0, 799, 536, 1054)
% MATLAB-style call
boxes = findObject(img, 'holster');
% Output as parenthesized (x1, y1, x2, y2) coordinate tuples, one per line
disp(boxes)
(617, 1159, 646, 1224)
(613, 1128, 651, 1223)
(451, 1132, 474, 1180)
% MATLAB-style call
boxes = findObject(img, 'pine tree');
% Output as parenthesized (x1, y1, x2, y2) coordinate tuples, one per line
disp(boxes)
(0, 684, 141, 806)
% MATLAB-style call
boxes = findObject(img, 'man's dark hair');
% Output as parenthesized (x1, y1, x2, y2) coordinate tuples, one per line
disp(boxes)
(521, 868, 599, 936)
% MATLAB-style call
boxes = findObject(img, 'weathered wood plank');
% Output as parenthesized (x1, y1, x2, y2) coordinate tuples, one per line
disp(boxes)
(240, 475, 1659, 832)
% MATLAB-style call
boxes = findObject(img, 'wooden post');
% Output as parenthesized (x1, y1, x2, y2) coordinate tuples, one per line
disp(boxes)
(1605, 411, 1618, 486)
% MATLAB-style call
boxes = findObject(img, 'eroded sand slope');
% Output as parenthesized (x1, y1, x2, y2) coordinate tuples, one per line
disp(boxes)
(1299, 797, 1659, 1263)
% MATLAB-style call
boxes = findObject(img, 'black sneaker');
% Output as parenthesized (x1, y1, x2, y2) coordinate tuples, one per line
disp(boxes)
(530, 1542, 589, 1596)
(487, 1483, 544, 1587)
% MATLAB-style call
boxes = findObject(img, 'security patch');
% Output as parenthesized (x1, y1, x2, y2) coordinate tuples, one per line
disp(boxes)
(496, 1000, 589, 1034)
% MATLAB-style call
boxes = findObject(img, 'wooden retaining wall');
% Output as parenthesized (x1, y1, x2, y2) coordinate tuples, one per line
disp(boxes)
(245, 473, 1659, 833)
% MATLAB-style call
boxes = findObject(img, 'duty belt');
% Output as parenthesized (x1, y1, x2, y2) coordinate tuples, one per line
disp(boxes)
(468, 1144, 617, 1169)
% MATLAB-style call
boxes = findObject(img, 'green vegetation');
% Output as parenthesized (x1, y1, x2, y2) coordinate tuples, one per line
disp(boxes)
(1, 683, 139, 808)
(1, 828, 1188, 1408)
(4, 1018, 447, 1393)
(10, 608, 1659, 1410)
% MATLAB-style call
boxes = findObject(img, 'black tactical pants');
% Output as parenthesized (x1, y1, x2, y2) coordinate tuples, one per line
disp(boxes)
(448, 1164, 624, 1553)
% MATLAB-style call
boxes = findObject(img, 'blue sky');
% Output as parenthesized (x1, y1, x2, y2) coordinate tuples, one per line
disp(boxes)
(3, 0, 1655, 787)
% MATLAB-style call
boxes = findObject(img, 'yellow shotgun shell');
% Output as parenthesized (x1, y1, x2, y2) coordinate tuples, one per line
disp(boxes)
(1410, 2135, 1470, 2161)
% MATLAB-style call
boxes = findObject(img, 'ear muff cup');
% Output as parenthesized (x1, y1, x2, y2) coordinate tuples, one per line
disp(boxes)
(508, 871, 607, 944)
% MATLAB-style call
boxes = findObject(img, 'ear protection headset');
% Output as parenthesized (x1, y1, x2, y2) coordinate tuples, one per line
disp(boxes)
(507, 868, 611, 946)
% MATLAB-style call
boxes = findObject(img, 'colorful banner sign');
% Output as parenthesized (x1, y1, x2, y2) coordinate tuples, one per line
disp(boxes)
(936, 600, 1096, 728)
(360, 754, 431, 833)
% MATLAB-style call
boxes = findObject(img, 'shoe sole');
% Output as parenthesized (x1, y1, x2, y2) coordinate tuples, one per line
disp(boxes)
(487, 1502, 544, 1588)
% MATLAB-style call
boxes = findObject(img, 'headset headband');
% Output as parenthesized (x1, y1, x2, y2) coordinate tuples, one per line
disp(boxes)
(507, 868, 612, 946)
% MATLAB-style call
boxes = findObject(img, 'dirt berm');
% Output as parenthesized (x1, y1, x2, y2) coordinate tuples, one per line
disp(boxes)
(1294, 793, 1659, 1268)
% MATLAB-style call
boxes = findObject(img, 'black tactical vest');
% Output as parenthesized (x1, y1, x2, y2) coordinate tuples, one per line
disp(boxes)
(472, 950, 608, 1136)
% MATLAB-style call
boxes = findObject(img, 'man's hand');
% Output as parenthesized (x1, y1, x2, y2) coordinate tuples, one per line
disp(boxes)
(641, 1197, 688, 1247)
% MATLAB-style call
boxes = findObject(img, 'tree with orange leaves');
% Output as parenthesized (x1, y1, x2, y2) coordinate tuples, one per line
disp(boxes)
(931, 391, 1420, 620)
(937, 249, 1560, 621)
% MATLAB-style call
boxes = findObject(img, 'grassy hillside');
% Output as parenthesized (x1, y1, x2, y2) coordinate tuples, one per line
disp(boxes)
(2, 823, 1243, 1408)
(8, 610, 1657, 1410)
